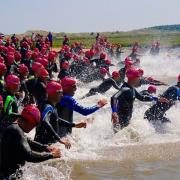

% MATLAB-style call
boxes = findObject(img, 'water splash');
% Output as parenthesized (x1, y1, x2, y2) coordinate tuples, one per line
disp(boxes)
(23, 50, 180, 179)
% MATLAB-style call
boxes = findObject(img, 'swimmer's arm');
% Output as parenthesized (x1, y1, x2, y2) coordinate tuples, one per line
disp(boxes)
(19, 134, 53, 162)
(58, 117, 75, 127)
(42, 113, 61, 141)
(65, 97, 100, 116)
(111, 79, 121, 90)
(135, 90, 155, 102)
(27, 138, 48, 152)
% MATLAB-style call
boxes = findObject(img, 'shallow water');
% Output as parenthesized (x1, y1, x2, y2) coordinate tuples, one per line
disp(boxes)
(22, 50, 180, 180)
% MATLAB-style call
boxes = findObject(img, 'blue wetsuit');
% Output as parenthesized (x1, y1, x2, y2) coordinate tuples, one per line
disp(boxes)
(56, 95, 100, 137)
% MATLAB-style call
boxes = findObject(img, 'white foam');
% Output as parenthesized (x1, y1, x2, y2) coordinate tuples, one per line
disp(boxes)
(23, 50, 180, 179)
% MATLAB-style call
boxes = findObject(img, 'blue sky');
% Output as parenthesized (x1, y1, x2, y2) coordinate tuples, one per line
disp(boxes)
(1, 0, 180, 34)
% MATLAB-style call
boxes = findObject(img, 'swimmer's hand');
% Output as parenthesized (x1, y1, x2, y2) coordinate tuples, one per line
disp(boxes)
(97, 99, 108, 107)
(46, 146, 57, 152)
(158, 97, 169, 104)
(75, 122, 87, 128)
(59, 139, 71, 149)
(51, 148, 61, 158)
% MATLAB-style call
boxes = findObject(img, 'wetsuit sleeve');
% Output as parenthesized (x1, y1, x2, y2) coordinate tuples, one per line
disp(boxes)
(60, 96, 100, 116)
(17, 131, 53, 162)
(43, 112, 61, 141)
(73, 103, 100, 116)
(111, 79, 121, 90)
(5, 100, 20, 119)
(140, 78, 164, 86)
(58, 117, 76, 127)
(135, 89, 155, 102)
(111, 93, 119, 113)
(148, 81, 164, 86)
(27, 138, 48, 152)
(20, 80, 29, 94)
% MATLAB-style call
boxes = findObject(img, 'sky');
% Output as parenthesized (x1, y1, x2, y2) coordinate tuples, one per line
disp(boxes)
(1, 0, 180, 34)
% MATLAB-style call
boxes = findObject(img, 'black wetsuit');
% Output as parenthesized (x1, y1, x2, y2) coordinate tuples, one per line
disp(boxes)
(34, 101, 75, 144)
(140, 90, 153, 97)
(119, 67, 126, 83)
(20, 47, 27, 60)
(31, 78, 47, 106)
(58, 69, 70, 80)
(18, 77, 31, 105)
(155, 46, 160, 55)
(91, 58, 106, 69)
(111, 82, 155, 129)
(5, 65, 16, 78)
(47, 63, 58, 79)
(144, 84, 180, 123)
(1, 123, 53, 178)
(150, 47, 156, 56)
(26, 77, 38, 104)
(85, 78, 120, 97)
(128, 52, 138, 61)
(140, 77, 164, 86)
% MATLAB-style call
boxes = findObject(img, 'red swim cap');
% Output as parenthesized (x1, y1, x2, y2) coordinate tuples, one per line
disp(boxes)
(112, 71, 120, 78)
(46, 81, 63, 97)
(21, 104, 41, 125)
(61, 77, 76, 90)
(147, 85, 157, 93)
(126, 68, 141, 80)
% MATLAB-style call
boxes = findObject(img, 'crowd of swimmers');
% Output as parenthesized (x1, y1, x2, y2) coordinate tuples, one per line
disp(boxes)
(0, 32, 179, 179)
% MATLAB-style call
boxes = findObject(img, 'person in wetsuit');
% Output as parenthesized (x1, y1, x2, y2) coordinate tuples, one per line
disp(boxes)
(116, 44, 124, 61)
(140, 76, 167, 86)
(83, 71, 121, 98)
(58, 61, 70, 80)
(140, 85, 157, 96)
(63, 35, 70, 46)
(56, 77, 107, 137)
(111, 68, 166, 132)
(119, 57, 133, 83)
(17, 64, 30, 105)
(0, 104, 60, 179)
(47, 32, 53, 49)
(47, 51, 58, 79)
(26, 62, 44, 104)
(137, 68, 167, 86)
(92, 52, 107, 68)
(32, 68, 49, 106)
(144, 75, 180, 123)
(1, 75, 21, 130)
(34, 81, 86, 145)
(128, 47, 139, 61)
(150, 44, 156, 56)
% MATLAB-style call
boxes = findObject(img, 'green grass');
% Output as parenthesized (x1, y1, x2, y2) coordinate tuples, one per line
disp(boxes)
(52, 31, 180, 49)
(14, 29, 180, 49)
